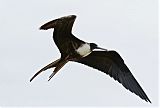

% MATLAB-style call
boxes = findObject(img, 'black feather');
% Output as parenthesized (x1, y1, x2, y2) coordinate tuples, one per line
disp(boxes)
(75, 51, 151, 103)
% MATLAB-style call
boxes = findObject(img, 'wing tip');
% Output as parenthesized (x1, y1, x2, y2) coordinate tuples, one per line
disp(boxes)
(39, 24, 50, 30)
(39, 15, 77, 30)
(145, 97, 152, 103)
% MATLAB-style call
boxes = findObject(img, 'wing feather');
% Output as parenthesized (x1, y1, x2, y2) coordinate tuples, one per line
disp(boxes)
(39, 15, 84, 55)
(75, 51, 151, 103)
(40, 15, 76, 31)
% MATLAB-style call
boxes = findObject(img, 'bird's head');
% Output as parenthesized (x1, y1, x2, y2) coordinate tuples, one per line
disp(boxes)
(90, 43, 107, 51)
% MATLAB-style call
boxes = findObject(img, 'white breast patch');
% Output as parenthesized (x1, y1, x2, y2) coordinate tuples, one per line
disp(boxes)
(76, 43, 91, 57)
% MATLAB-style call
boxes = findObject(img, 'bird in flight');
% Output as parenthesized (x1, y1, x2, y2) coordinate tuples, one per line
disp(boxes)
(30, 15, 151, 103)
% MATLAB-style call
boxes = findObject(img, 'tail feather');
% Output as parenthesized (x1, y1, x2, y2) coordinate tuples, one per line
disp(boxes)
(30, 59, 60, 82)
(48, 60, 68, 81)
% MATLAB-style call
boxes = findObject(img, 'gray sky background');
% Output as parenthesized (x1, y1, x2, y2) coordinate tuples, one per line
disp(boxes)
(0, 0, 158, 107)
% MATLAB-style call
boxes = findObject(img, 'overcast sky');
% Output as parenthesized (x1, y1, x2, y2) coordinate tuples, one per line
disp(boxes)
(0, 0, 158, 107)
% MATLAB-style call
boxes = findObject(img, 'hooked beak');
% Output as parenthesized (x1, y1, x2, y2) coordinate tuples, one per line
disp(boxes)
(96, 46, 108, 51)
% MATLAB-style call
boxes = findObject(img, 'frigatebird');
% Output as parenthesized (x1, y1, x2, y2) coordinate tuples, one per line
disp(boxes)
(30, 15, 151, 103)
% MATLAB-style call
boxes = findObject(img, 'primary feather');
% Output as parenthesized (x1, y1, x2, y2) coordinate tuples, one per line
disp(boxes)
(76, 51, 151, 103)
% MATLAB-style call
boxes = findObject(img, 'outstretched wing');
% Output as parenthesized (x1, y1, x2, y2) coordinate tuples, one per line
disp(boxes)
(39, 15, 84, 55)
(75, 51, 151, 103)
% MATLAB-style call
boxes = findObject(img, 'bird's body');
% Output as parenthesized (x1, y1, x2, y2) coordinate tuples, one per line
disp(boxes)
(76, 43, 92, 57)
(30, 15, 151, 103)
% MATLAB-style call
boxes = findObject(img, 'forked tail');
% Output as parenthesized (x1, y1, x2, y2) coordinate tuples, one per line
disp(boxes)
(48, 60, 68, 81)
(30, 59, 60, 82)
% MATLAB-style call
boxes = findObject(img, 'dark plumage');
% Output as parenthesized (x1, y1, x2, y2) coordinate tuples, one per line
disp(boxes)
(76, 51, 151, 102)
(30, 15, 151, 103)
